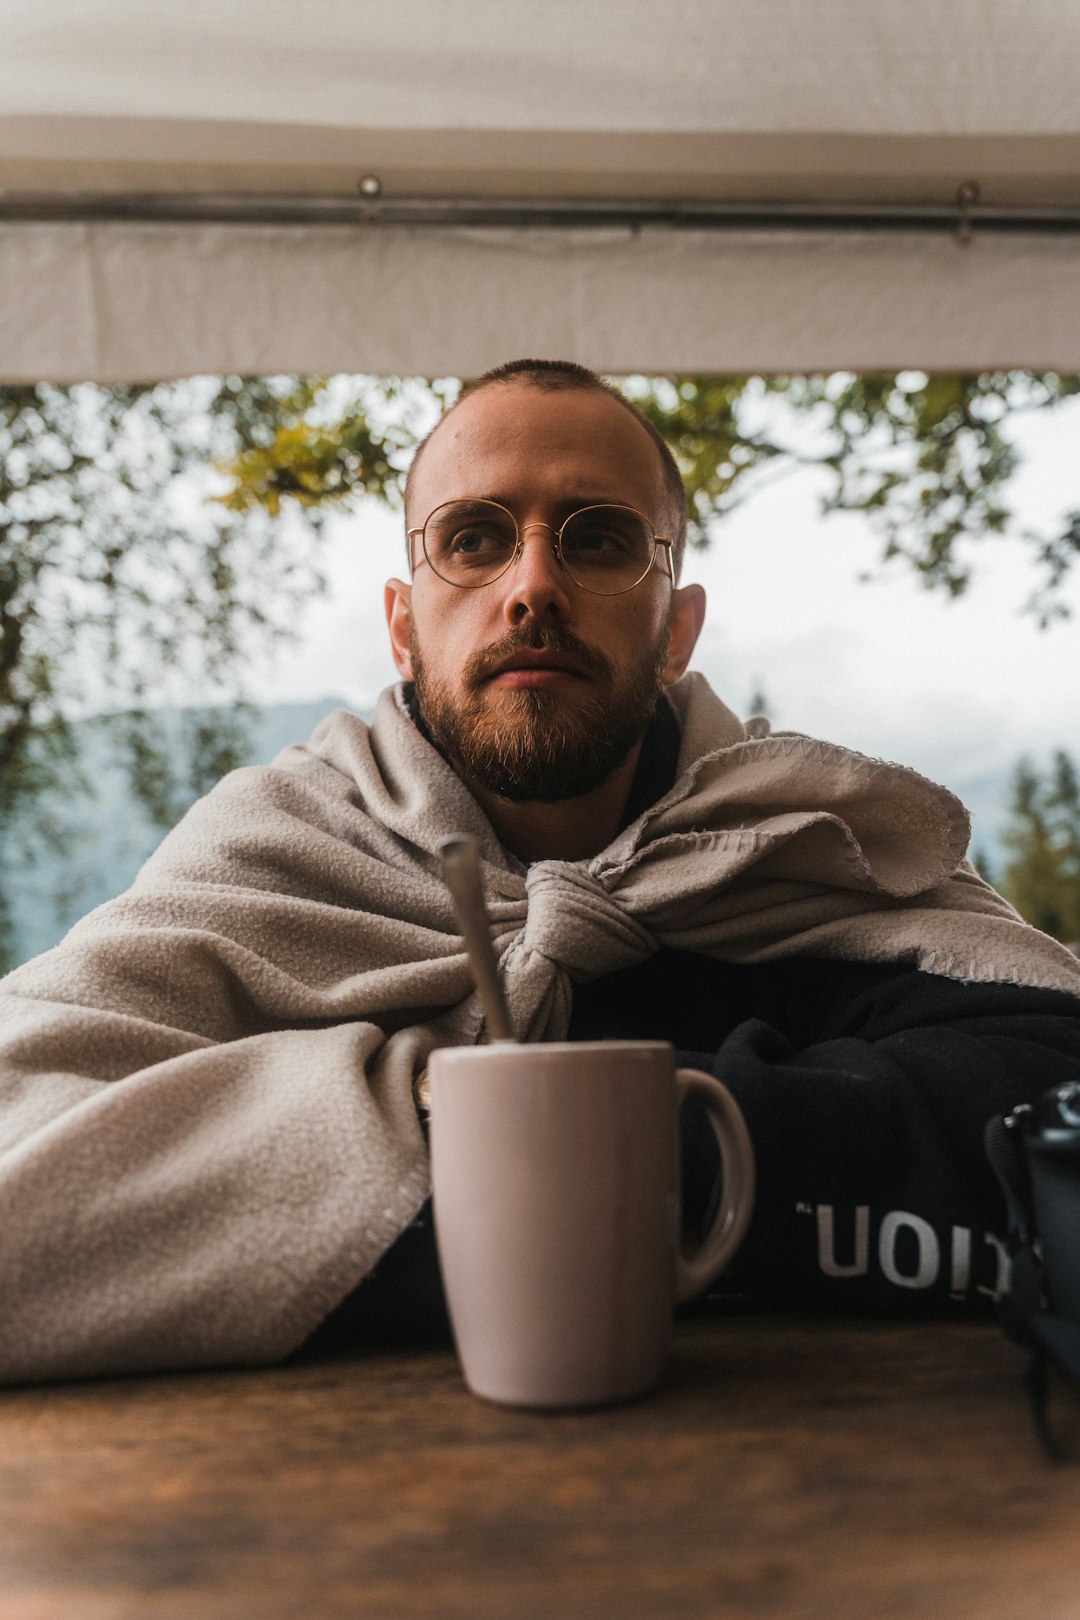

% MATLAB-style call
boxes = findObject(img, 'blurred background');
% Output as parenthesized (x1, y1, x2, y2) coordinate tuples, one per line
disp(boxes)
(2, 2, 1079, 968)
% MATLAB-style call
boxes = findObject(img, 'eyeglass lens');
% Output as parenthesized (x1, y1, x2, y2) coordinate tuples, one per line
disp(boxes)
(422, 501, 659, 594)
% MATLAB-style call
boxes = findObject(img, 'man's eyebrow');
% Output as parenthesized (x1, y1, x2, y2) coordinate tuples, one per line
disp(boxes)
(442, 496, 509, 513)
(477, 494, 630, 516)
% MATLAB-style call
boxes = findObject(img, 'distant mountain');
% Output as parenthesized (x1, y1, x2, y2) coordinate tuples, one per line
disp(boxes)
(5, 700, 358, 969)
(3, 699, 1016, 971)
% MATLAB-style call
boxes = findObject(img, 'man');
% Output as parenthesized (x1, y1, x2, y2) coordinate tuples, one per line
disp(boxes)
(1, 358, 1079, 1384)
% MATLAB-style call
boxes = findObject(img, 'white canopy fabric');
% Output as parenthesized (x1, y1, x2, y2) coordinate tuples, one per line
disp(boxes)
(2, 0, 1079, 381)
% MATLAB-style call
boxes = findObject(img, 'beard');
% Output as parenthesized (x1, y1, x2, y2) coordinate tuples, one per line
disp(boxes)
(410, 619, 670, 803)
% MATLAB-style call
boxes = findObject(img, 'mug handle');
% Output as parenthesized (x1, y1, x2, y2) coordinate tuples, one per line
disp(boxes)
(674, 1068, 757, 1305)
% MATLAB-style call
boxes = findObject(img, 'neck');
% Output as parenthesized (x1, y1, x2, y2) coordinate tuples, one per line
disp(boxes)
(460, 742, 645, 863)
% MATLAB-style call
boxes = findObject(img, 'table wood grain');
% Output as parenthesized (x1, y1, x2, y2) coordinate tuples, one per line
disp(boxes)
(1, 1315, 1078, 1620)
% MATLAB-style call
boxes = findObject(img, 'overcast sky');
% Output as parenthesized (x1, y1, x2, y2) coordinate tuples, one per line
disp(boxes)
(250, 394, 1080, 858)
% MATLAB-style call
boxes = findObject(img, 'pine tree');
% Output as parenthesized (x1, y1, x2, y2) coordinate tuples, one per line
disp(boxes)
(1001, 752, 1080, 944)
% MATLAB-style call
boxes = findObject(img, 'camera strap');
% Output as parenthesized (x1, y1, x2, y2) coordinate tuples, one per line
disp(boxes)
(984, 1114, 1080, 1461)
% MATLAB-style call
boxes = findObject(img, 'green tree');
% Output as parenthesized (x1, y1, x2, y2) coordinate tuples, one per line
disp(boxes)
(1000, 752, 1080, 942)
(0, 376, 368, 970)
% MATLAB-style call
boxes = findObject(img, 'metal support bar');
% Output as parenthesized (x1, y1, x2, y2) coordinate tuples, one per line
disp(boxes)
(1, 188, 1080, 233)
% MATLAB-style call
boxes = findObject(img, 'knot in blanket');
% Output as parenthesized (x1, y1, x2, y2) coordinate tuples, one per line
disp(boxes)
(519, 862, 657, 979)
(496, 862, 657, 1042)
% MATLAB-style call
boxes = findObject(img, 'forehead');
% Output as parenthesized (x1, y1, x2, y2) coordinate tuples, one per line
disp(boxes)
(407, 384, 670, 523)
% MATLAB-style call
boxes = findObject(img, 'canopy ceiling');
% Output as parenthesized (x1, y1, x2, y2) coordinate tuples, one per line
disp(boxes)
(2, 0, 1079, 381)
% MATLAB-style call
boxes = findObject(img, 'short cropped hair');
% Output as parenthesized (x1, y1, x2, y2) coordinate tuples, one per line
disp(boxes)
(404, 358, 689, 579)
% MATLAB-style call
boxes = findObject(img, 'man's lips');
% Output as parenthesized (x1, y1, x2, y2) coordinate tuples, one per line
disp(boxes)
(487, 649, 587, 685)
(462, 628, 610, 693)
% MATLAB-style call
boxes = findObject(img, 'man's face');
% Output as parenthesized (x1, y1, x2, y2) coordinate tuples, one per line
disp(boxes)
(385, 383, 704, 803)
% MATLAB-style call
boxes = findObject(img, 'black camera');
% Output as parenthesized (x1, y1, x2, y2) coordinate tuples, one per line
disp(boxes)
(992, 1081, 1080, 1325)
(986, 1084, 1080, 1455)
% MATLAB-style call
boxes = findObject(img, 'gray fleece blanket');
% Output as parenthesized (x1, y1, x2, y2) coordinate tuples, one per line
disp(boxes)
(1, 673, 1077, 1383)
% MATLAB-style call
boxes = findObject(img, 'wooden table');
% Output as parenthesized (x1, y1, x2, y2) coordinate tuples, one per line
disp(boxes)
(2, 1315, 1079, 1620)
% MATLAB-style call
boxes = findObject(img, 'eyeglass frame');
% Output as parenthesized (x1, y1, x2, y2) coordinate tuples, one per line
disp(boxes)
(406, 498, 676, 597)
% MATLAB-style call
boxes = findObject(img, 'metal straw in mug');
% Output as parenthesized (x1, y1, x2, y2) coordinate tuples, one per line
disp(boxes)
(440, 836, 515, 1044)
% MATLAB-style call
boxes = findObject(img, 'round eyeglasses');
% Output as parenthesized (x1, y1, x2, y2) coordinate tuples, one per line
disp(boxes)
(407, 500, 675, 597)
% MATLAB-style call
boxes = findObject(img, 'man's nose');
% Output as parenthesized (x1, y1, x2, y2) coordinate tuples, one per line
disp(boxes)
(498, 525, 574, 624)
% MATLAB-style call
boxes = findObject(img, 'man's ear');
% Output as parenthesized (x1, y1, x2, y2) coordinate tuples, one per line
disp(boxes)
(662, 583, 706, 684)
(384, 578, 415, 679)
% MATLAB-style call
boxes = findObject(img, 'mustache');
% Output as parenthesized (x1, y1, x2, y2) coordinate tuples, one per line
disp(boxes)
(463, 622, 613, 686)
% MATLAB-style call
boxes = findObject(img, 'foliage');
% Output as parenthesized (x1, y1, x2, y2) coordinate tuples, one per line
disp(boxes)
(632, 372, 1080, 624)
(216, 376, 458, 516)
(1000, 752, 1080, 944)
(0, 376, 334, 970)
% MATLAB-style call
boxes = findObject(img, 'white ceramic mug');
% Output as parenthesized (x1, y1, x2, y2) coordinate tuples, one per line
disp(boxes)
(428, 1039, 755, 1409)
